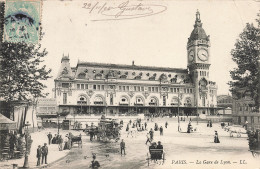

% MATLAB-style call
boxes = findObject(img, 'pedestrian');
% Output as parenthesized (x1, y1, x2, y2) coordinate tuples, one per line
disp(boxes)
(154, 123, 158, 131)
(207, 121, 209, 127)
(91, 154, 100, 169)
(157, 141, 163, 149)
(41, 143, 48, 164)
(36, 145, 41, 166)
(149, 128, 154, 141)
(145, 132, 151, 145)
(214, 131, 220, 143)
(58, 135, 63, 151)
(165, 121, 168, 128)
(120, 139, 126, 156)
(187, 122, 192, 133)
(47, 132, 52, 145)
(160, 126, 163, 136)
(144, 122, 147, 130)
(52, 134, 57, 144)
(63, 135, 69, 150)
(210, 120, 212, 127)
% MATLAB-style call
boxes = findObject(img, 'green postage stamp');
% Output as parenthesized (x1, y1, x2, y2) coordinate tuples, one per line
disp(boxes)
(4, 0, 42, 44)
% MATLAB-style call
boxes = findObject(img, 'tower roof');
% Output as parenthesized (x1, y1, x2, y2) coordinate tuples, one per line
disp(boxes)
(188, 10, 209, 42)
(61, 53, 70, 62)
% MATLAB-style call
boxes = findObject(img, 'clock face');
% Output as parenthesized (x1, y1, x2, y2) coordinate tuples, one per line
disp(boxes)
(188, 50, 195, 62)
(198, 49, 208, 61)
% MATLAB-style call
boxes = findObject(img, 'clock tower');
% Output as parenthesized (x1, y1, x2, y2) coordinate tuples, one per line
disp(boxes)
(187, 10, 211, 114)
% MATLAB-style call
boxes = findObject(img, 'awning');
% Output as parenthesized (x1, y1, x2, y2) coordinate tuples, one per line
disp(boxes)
(0, 114, 17, 130)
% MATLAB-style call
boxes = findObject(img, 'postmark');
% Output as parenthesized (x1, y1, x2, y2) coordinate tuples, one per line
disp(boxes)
(4, 0, 42, 44)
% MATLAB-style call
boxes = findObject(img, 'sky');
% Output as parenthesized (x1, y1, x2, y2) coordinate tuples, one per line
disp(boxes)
(38, 0, 260, 97)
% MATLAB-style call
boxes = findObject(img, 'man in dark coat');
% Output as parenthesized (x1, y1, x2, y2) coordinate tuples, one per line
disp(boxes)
(36, 145, 41, 166)
(120, 139, 126, 156)
(160, 126, 163, 136)
(47, 132, 52, 145)
(149, 128, 154, 141)
(41, 143, 48, 164)
(91, 154, 100, 169)
(165, 122, 168, 128)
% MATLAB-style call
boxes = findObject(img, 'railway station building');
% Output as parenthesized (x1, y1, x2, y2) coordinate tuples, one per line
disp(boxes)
(53, 11, 218, 117)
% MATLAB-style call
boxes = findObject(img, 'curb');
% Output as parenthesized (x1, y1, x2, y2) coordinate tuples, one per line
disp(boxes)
(17, 150, 71, 169)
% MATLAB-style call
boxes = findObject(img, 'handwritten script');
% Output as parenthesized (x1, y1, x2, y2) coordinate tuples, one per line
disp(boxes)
(82, 1, 167, 21)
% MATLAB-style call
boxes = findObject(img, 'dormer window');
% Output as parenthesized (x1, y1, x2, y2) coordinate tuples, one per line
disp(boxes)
(120, 75, 127, 79)
(78, 73, 86, 79)
(149, 76, 155, 81)
(95, 73, 103, 79)
(135, 75, 141, 80)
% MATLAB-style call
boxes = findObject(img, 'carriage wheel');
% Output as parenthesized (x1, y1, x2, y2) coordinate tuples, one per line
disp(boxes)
(163, 152, 166, 164)
(252, 151, 259, 158)
(147, 153, 150, 166)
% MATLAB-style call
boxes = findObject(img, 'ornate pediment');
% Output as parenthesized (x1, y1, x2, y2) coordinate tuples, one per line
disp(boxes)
(142, 92, 150, 99)
(62, 67, 68, 75)
(86, 90, 94, 98)
(128, 91, 135, 98)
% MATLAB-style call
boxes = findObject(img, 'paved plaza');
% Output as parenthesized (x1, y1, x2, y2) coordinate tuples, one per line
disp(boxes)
(47, 118, 259, 169)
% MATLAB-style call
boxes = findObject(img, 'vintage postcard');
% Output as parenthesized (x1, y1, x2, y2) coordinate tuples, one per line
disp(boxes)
(0, 0, 259, 169)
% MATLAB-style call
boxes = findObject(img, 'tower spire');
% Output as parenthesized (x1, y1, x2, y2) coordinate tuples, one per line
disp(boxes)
(196, 9, 200, 22)
(194, 9, 202, 28)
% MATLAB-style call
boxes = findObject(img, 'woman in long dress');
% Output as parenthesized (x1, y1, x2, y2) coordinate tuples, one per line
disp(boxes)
(214, 131, 220, 143)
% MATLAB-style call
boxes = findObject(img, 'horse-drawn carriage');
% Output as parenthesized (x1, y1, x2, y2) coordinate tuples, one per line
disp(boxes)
(146, 142, 166, 166)
(71, 133, 82, 148)
(84, 116, 122, 142)
(248, 130, 260, 158)
(96, 117, 121, 142)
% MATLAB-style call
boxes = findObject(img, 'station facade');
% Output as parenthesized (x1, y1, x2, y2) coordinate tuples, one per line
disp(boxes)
(53, 11, 218, 116)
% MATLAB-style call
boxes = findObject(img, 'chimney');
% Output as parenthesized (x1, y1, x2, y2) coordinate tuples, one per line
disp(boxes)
(132, 60, 135, 66)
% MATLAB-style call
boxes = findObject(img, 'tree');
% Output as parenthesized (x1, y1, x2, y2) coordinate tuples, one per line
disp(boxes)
(228, 13, 260, 110)
(0, 42, 52, 102)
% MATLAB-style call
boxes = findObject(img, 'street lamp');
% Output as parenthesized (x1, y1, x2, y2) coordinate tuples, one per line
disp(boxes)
(177, 88, 183, 132)
(57, 113, 60, 135)
(22, 121, 31, 168)
(196, 102, 199, 125)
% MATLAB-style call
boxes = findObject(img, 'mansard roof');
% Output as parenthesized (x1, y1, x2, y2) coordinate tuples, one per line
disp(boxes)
(76, 61, 187, 73)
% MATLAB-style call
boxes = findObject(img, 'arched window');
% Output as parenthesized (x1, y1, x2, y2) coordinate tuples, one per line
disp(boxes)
(77, 95, 88, 105)
(119, 96, 129, 105)
(135, 96, 144, 105)
(184, 97, 192, 106)
(171, 97, 179, 106)
(94, 96, 104, 105)
(149, 97, 158, 106)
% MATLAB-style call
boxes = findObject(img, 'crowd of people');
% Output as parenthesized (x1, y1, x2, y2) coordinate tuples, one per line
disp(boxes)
(0, 130, 32, 160)
(47, 132, 73, 151)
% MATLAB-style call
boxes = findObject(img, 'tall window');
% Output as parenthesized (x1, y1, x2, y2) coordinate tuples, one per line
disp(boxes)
(163, 96, 166, 106)
(63, 93, 67, 104)
(202, 97, 205, 107)
(81, 84, 84, 89)
(110, 94, 113, 105)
